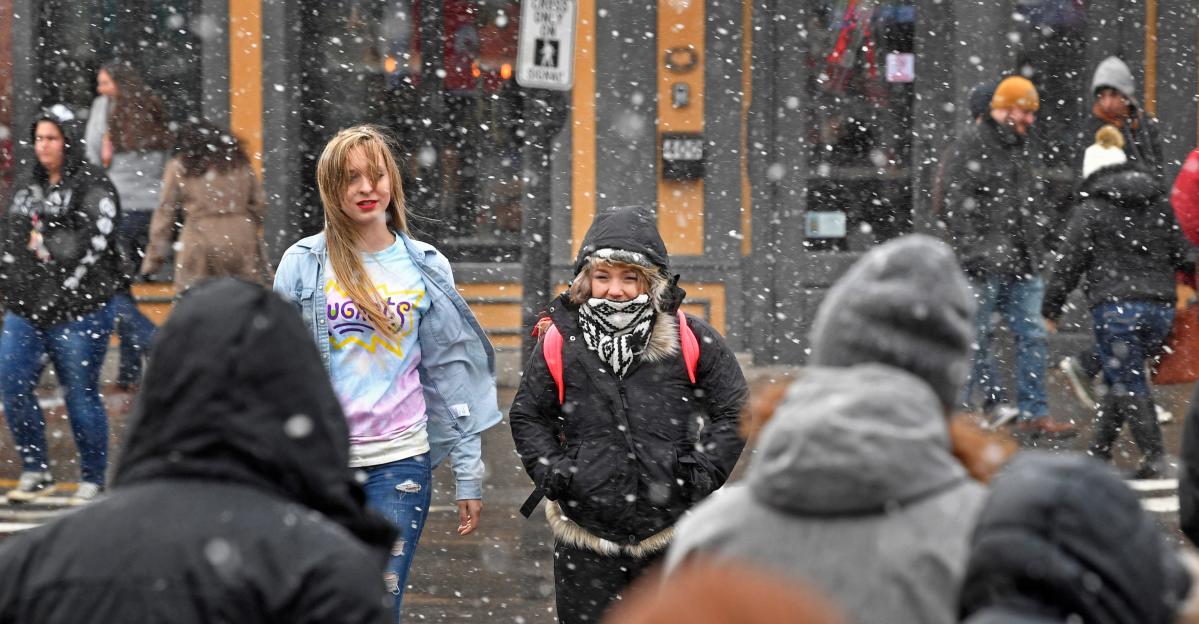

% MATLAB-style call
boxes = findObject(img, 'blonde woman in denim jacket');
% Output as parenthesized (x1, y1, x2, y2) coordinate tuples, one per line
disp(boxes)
(273, 125, 501, 621)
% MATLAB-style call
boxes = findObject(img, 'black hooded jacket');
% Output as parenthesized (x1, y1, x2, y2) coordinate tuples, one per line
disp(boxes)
(960, 452, 1189, 624)
(0, 108, 123, 328)
(1042, 162, 1193, 321)
(510, 207, 748, 545)
(943, 119, 1050, 276)
(0, 279, 397, 624)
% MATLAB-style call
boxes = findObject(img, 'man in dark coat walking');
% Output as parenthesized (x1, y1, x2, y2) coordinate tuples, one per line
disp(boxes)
(0, 278, 398, 623)
(943, 76, 1075, 437)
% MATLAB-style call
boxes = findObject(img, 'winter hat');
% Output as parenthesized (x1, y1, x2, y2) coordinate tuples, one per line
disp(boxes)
(1092, 55, 1136, 102)
(1082, 124, 1128, 179)
(572, 205, 685, 312)
(990, 76, 1040, 112)
(968, 80, 1001, 120)
(809, 234, 976, 409)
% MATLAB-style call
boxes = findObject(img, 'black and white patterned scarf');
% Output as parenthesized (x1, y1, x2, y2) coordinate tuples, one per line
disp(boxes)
(578, 294, 655, 378)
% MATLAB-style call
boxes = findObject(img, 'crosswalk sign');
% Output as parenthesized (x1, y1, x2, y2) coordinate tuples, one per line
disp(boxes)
(517, 0, 576, 90)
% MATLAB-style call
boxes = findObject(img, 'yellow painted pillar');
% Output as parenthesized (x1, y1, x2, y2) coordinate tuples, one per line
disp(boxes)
(230, 0, 263, 176)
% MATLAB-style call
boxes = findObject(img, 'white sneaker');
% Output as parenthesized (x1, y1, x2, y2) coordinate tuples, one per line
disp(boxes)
(1058, 357, 1097, 407)
(7, 471, 57, 503)
(68, 482, 104, 506)
(1157, 404, 1174, 424)
(986, 405, 1021, 430)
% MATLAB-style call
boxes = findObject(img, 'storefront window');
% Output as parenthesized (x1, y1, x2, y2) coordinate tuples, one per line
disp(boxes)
(803, 1, 916, 251)
(37, 0, 202, 120)
(300, 0, 524, 263)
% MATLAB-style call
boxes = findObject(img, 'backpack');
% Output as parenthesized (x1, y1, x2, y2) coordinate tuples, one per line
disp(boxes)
(538, 309, 700, 404)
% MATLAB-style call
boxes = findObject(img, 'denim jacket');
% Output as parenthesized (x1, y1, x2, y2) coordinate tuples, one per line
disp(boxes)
(273, 231, 501, 500)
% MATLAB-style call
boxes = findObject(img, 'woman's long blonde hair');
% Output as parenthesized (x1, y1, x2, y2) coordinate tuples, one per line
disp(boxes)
(316, 125, 410, 337)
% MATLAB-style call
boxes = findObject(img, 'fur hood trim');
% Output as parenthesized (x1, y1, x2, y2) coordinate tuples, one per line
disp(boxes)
(641, 309, 680, 363)
(545, 500, 674, 558)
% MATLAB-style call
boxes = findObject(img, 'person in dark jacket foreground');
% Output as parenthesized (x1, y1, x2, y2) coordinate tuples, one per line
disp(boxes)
(1042, 125, 1193, 478)
(960, 452, 1190, 624)
(0, 105, 123, 504)
(666, 234, 986, 624)
(509, 205, 748, 624)
(0, 278, 397, 623)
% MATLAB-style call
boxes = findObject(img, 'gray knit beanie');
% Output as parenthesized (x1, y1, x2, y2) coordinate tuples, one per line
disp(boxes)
(809, 234, 976, 409)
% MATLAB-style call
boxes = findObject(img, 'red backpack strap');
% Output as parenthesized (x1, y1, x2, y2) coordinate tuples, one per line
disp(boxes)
(542, 324, 566, 404)
(677, 310, 699, 384)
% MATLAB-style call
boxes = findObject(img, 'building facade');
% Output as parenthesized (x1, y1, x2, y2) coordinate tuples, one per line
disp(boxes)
(4, 0, 1197, 362)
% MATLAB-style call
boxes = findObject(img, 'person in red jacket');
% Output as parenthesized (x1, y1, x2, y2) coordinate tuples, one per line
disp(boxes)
(1172, 148, 1199, 247)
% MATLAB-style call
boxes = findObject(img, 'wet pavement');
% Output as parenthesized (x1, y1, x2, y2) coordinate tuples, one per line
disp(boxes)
(0, 351, 1195, 621)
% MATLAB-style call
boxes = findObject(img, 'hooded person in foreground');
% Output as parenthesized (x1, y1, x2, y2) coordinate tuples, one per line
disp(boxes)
(0, 278, 397, 623)
(960, 452, 1190, 624)
(664, 234, 987, 624)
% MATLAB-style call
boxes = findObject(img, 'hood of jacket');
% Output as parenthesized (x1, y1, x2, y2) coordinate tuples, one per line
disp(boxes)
(959, 452, 1189, 624)
(27, 104, 90, 187)
(1080, 161, 1163, 207)
(573, 205, 671, 276)
(748, 364, 969, 515)
(112, 278, 396, 552)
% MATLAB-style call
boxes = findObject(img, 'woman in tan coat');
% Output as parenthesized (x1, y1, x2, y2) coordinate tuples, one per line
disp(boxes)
(142, 121, 267, 292)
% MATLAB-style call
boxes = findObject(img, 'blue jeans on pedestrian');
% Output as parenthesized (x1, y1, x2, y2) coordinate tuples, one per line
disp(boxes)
(1091, 301, 1174, 398)
(362, 453, 433, 623)
(113, 210, 157, 386)
(0, 308, 113, 484)
(961, 274, 1049, 419)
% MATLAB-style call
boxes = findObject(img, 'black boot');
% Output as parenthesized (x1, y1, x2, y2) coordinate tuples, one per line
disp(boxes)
(1088, 396, 1128, 461)
(1128, 395, 1168, 478)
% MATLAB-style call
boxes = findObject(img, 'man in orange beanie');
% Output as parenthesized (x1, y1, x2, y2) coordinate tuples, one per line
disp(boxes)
(943, 75, 1076, 439)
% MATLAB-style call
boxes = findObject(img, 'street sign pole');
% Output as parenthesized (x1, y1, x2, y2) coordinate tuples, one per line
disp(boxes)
(517, 1, 575, 363)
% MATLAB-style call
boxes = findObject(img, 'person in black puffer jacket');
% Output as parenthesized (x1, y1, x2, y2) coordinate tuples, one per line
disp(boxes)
(1042, 125, 1194, 478)
(509, 205, 748, 624)
(0, 105, 124, 503)
(0, 279, 398, 623)
(959, 452, 1191, 624)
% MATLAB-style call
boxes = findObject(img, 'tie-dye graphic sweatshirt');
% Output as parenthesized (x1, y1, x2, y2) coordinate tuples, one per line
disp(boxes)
(326, 235, 431, 467)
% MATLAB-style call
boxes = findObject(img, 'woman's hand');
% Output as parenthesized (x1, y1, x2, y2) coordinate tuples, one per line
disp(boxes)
(1043, 317, 1057, 333)
(457, 499, 482, 536)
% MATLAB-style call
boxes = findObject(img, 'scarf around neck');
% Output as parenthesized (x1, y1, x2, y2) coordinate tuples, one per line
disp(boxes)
(578, 294, 655, 378)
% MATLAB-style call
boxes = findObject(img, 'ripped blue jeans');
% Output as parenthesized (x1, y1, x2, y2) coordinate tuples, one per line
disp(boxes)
(362, 453, 432, 623)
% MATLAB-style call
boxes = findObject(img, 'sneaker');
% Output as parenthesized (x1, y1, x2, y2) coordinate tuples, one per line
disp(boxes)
(7, 471, 57, 503)
(1128, 456, 1177, 480)
(1058, 356, 1097, 407)
(1156, 404, 1174, 424)
(985, 404, 1021, 430)
(68, 482, 104, 506)
(1016, 416, 1079, 440)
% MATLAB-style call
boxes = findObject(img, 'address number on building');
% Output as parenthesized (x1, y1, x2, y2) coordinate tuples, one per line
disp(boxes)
(661, 133, 705, 180)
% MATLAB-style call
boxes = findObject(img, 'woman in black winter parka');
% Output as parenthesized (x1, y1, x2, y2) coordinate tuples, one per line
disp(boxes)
(1042, 125, 1194, 478)
(509, 205, 748, 624)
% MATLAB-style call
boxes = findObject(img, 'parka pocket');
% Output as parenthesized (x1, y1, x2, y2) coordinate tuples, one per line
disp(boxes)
(675, 450, 717, 506)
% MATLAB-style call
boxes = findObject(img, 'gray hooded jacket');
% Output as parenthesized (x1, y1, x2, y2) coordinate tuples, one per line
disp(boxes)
(665, 364, 987, 624)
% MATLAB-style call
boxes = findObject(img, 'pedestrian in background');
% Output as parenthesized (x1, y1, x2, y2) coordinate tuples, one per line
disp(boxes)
(1172, 146, 1199, 246)
(140, 120, 268, 292)
(509, 205, 748, 624)
(0, 279, 397, 623)
(664, 234, 984, 624)
(1058, 54, 1169, 416)
(944, 76, 1076, 438)
(273, 125, 501, 621)
(0, 105, 121, 505)
(1042, 125, 1192, 478)
(83, 60, 171, 391)
(959, 452, 1190, 624)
